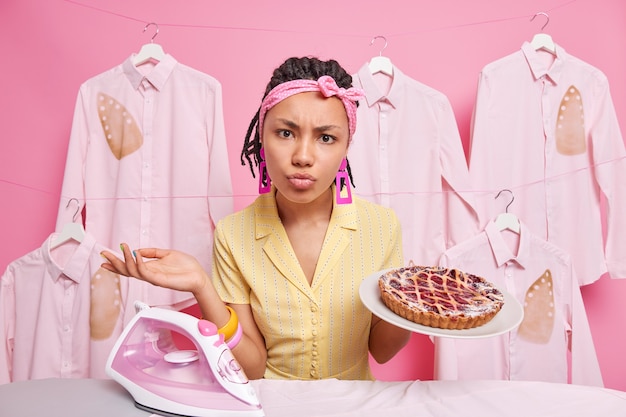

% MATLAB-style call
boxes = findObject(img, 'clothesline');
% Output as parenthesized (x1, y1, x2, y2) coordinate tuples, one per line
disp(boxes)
(2, 154, 623, 201)
(62, 0, 582, 39)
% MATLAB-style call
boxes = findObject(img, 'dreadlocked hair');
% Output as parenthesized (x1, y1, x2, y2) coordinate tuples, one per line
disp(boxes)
(240, 56, 357, 188)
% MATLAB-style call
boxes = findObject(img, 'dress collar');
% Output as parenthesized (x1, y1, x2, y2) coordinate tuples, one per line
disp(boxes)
(254, 184, 358, 240)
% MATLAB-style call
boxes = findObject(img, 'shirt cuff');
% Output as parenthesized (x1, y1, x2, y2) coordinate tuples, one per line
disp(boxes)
(606, 260, 626, 279)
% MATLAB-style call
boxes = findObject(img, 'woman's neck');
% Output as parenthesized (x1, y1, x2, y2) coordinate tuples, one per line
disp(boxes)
(275, 187, 333, 226)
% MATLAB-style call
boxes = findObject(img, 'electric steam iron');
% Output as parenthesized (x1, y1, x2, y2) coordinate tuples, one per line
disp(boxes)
(106, 301, 264, 417)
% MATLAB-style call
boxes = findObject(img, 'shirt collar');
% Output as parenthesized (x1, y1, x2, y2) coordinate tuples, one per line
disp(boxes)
(122, 53, 177, 91)
(44, 232, 97, 283)
(484, 219, 530, 269)
(520, 41, 565, 85)
(355, 63, 406, 109)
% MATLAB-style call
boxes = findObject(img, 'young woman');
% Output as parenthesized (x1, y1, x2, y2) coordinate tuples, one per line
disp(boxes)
(101, 56, 410, 380)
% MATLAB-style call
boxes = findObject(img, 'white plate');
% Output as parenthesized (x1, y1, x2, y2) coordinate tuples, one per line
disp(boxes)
(359, 269, 524, 339)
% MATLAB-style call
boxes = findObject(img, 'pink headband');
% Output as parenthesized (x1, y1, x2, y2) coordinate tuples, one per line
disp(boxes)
(258, 75, 365, 140)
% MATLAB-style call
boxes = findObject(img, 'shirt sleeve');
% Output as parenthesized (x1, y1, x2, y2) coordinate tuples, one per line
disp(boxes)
(212, 217, 251, 305)
(568, 266, 604, 386)
(0, 267, 16, 383)
(467, 69, 497, 228)
(55, 86, 89, 230)
(206, 81, 234, 226)
(589, 76, 626, 279)
(438, 95, 480, 249)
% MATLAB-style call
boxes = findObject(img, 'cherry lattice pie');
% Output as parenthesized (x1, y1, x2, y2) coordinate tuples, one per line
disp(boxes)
(378, 266, 505, 330)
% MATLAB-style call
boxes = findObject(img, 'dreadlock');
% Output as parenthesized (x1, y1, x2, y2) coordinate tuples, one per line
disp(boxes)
(240, 56, 357, 188)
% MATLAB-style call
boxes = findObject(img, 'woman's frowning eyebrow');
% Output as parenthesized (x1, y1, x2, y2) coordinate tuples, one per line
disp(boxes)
(274, 118, 342, 133)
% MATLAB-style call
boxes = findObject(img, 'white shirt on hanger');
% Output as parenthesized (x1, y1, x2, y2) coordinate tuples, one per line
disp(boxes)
(434, 220, 603, 386)
(468, 42, 626, 284)
(55, 54, 234, 308)
(349, 63, 478, 267)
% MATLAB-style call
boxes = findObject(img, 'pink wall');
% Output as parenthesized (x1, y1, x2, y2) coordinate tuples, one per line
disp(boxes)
(1, 0, 625, 390)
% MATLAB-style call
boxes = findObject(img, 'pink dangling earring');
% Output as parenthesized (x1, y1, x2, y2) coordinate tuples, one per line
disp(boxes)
(335, 158, 352, 204)
(258, 148, 271, 194)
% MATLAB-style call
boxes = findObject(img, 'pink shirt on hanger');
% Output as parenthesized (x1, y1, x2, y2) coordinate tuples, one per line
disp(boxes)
(434, 220, 603, 387)
(55, 54, 233, 308)
(349, 64, 478, 266)
(469, 42, 626, 285)
(0, 233, 142, 383)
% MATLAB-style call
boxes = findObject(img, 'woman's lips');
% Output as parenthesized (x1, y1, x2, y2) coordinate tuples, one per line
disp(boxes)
(288, 174, 315, 189)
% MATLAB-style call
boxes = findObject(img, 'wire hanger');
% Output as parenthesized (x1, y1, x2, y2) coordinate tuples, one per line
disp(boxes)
(51, 198, 86, 249)
(493, 189, 520, 234)
(133, 22, 166, 66)
(368, 35, 393, 76)
(529, 12, 556, 54)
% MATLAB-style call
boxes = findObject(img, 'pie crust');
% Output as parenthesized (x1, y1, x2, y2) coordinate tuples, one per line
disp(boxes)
(378, 266, 504, 330)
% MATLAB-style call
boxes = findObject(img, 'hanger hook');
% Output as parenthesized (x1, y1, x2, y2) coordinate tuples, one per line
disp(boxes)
(66, 198, 81, 222)
(370, 35, 388, 56)
(495, 189, 514, 213)
(530, 12, 549, 32)
(143, 22, 159, 43)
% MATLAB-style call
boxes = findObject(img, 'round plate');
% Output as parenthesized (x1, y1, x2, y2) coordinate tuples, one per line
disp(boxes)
(359, 269, 524, 339)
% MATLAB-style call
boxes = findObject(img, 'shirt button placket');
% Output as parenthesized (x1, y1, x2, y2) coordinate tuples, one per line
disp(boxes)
(541, 78, 555, 240)
(503, 261, 517, 380)
(378, 101, 391, 207)
(61, 279, 74, 378)
(139, 80, 154, 248)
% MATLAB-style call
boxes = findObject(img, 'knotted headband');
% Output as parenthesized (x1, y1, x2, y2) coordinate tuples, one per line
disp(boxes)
(258, 75, 365, 140)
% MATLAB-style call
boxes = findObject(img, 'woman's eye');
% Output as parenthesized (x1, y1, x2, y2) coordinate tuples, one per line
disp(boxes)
(320, 134, 335, 144)
(278, 130, 292, 138)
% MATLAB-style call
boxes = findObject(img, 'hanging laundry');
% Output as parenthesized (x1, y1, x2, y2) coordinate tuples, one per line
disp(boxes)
(55, 54, 234, 308)
(350, 63, 478, 267)
(434, 220, 603, 386)
(468, 42, 626, 285)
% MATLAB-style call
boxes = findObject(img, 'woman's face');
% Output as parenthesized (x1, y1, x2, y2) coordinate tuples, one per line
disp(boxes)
(261, 91, 350, 205)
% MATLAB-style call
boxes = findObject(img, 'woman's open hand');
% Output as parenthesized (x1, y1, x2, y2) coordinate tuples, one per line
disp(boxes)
(100, 244, 210, 296)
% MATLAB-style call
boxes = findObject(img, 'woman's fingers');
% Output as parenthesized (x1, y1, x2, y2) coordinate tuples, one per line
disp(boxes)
(101, 243, 150, 279)
(100, 249, 130, 276)
(131, 247, 175, 287)
(134, 248, 156, 280)
(119, 243, 141, 277)
(103, 245, 202, 292)
(134, 247, 168, 260)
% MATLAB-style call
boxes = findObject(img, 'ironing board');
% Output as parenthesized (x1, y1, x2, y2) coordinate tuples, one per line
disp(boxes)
(0, 378, 625, 417)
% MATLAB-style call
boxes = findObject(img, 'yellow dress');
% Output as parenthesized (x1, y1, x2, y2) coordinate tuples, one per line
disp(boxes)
(212, 186, 403, 380)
